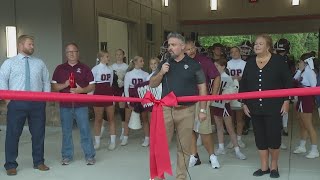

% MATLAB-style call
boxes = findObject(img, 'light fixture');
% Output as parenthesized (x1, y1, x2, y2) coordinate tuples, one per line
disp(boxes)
(210, 0, 218, 11)
(164, 0, 169, 7)
(292, 0, 300, 6)
(6, 26, 17, 58)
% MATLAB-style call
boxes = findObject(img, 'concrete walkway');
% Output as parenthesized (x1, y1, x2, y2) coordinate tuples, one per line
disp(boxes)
(0, 109, 320, 180)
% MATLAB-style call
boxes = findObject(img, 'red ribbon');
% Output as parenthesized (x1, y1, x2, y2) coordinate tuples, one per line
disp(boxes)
(1, 87, 320, 179)
(1, 87, 320, 103)
(142, 91, 178, 179)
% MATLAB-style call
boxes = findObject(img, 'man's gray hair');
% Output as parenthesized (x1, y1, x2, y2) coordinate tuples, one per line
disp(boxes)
(167, 32, 185, 44)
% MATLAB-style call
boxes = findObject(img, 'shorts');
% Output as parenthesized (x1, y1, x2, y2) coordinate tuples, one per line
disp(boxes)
(113, 86, 124, 97)
(125, 88, 138, 108)
(93, 83, 114, 107)
(212, 103, 232, 117)
(230, 100, 243, 110)
(296, 95, 314, 113)
(193, 102, 212, 134)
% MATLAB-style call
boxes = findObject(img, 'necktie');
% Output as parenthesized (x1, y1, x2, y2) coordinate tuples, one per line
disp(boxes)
(25, 57, 31, 91)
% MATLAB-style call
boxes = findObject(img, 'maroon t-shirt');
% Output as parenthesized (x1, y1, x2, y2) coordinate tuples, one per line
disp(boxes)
(194, 53, 220, 93)
(52, 62, 94, 108)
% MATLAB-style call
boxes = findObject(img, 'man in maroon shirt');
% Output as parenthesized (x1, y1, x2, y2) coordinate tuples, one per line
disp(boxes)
(185, 40, 221, 168)
(51, 43, 96, 165)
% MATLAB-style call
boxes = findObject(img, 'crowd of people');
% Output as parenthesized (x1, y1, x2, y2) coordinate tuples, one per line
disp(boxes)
(0, 32, 319, 180)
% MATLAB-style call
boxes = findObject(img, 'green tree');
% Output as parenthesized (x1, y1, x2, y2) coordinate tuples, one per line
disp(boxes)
(199, 33, 319, 60)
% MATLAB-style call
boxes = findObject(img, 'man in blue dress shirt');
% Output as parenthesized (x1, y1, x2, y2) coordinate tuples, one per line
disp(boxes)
(0, 35, 51, 175)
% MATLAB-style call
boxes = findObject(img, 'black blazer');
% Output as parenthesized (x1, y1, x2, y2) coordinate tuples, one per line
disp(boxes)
(239, 54, 292, 115)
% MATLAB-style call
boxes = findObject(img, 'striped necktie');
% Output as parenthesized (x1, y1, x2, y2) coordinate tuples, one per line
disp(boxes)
(24, 56, 31, 91)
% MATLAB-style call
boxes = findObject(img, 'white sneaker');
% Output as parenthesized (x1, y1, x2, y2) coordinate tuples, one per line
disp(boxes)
(196, 136, 202, 146)
(86, 158, 96, 165)
(120, 138, 128, 146)
(94, 143, 100, 150)
(210, 154, 220, 169)
(235, 151, 247, 160)
(142, 140, 150, 147)
(189, 155, 197, 167)
(306, 150, 320, 159)
(280, 143, 287, 150)
(293, 146, 306, 154)
(108, 143, 116, 150)
(226, 141, 234, 149)
(237, 139, 246, 148)
(61, 158, 71, 165)
(215, 148, 226, 155)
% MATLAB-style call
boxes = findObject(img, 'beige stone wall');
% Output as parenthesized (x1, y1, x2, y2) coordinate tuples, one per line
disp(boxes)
(0, 101, 7, 125)
(0, 0, 181, 126)
(0, 101, 61, 126)
(0, 0, 64, 126)
(66, 0, 180, 68)
(96, 0, 180, 64)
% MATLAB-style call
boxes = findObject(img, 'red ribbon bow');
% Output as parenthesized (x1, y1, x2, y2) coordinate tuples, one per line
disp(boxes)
(142, 91, 178, 179)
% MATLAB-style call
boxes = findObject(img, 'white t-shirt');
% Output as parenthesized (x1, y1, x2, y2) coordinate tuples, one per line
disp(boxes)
(124, 68, 149, 98)
(91, 63, 113, 85)
(111, 63, 128, 74)
(294, 66, 317, 87)
(211, 72, 235, 108)
(227, 59, 246, 77)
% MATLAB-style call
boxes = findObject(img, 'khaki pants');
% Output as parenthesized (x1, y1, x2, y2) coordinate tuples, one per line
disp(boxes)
(194, 102, 212, 134)
(155, 105, 195, 180)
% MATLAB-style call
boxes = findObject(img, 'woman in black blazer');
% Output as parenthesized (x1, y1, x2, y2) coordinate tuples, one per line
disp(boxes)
(239, 34, 292, 178)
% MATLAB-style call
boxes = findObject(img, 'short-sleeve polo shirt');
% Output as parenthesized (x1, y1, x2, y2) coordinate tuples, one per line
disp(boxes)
(52, 62, 95, 108)
(159, 55, 205, 106)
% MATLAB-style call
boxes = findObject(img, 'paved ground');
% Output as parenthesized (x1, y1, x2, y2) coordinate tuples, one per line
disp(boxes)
(0, 107, 320, 180)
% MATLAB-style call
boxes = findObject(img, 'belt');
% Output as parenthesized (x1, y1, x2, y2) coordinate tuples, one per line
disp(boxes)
(173, 105, 189, 110)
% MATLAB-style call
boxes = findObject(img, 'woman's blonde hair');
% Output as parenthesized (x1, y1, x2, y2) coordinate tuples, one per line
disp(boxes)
(255, 34, 273, 53)
(96, 50, 109, 64)
(149, 57, 160, 64)
(97, 50, 109, 59)
(116, 49, 126, 62)
(127, 56, 143, 72)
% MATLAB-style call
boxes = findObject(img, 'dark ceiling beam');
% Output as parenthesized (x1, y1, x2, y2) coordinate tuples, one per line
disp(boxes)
(181, 14, 320, 25)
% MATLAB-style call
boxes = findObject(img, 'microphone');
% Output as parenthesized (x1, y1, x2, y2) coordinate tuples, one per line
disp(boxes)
(164, 52, 171, 64)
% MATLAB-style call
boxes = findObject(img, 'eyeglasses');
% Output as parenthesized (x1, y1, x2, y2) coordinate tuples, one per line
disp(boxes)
(66, 51, 79, 54)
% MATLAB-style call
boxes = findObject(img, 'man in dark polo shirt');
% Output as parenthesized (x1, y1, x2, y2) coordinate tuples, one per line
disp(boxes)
(51, 43, 96, 165)
(150, 32, 208, 180)
(185, 40, 221, 169)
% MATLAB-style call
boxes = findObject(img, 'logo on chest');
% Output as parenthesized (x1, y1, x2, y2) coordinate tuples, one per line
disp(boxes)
(230, 69, 242, 76)
(76, 68, 81, 73)
(132, 78, 143, 85)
